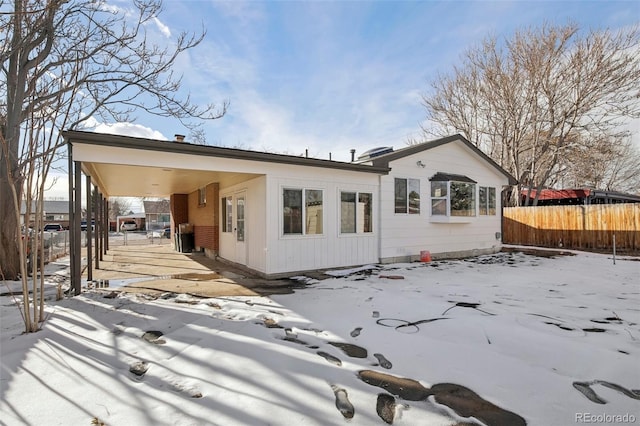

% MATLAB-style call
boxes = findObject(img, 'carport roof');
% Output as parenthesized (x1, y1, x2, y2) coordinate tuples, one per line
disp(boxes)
(64, 130, 390, 172)
(63, 130, 390, 198)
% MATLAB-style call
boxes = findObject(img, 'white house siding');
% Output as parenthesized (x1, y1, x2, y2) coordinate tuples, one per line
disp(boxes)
(219, 176, 267, 274)
(264, 166, 379, 276)
(379, 140, 508, 262)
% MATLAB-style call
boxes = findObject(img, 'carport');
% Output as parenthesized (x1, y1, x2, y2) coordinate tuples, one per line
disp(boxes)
(64, 131, 262, 295)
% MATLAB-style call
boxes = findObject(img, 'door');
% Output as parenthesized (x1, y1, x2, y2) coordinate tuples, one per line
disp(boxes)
(235, 192, 246, 265)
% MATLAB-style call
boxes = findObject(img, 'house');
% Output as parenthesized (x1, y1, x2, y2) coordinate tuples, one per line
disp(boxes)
(143, 199, 171, 230)
(20, 200, 70, 229)
(64, 131, 516, 282)
(520, 188, 640, 206)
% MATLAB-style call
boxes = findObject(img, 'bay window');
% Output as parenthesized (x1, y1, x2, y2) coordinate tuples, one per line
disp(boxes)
(429, 173, 477, 217)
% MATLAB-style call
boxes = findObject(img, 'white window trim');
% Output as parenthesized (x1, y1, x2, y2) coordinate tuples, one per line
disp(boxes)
(394, 178, 421, 215)
(339, 190, 374, 235)
(281, 187, 324, 238)
(221, 196, 233, 233)
(479, 186, 497, 216)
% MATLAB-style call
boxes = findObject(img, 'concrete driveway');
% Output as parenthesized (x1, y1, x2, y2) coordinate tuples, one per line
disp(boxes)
(85, 244, 297, 297)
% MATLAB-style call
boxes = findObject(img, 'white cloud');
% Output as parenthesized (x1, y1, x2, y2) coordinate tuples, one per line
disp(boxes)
(89, 122, 167, 140)
(153, 16, 171, 38)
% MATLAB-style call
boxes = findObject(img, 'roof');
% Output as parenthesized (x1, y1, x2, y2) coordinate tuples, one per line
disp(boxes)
(143, 200, 170, 214)
(522, 188, 640, 203)
(523, 189, 591, 201)
(368, 134, 518, 185)
(20, 200, 70, 214)
(63, 130, 390, 175)
(429, 172, 477, 183)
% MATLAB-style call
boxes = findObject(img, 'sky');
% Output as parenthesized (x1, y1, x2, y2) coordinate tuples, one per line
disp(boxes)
(2, 248, 639, 425)
(44, 0, 640, 200)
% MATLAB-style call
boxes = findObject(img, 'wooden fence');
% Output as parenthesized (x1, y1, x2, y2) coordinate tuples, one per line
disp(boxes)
(503, 204, 640, 252)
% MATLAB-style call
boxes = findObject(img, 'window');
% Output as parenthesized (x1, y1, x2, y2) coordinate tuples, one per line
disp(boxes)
(359, 193, 373, 232)
(222, 196, 233, 232)
(451, 182, 476, 216)
(341, 192, 356, 233)
(198, 187, 207, 206)
(479, 187, 497, 215)
(283, 188, 323, 235)
(394, 178, 420, 214)
(305, 189, 323, 235)
(431, 182, 447, 215)
(340, 191, 372, 234)
(429, 173, 477, 217)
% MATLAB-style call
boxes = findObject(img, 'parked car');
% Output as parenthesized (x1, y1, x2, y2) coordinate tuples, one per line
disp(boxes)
(43, 223, 63, 232)
(120, 220, 137, 231)
(81, 220, 95, 231)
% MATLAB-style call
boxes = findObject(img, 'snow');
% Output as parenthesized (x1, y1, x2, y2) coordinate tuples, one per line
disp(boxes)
(1, 249, 639, 426)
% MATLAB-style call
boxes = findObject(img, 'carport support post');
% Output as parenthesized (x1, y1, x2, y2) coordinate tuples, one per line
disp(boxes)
(94, 188, 100, 268)
(72, 161, 82, 295)
(86, 175, 92, 281)
(67, 144, 78, 294)
(96, 192, 105, 264)
(104, 199, 109, 251)
(103, 197, 108, 254)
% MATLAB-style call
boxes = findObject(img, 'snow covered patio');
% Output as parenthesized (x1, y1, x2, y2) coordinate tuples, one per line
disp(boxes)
(1, 248, 639, 425)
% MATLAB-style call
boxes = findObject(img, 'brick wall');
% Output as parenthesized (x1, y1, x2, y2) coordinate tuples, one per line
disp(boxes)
(194, 225, 219, 251)
(187, 183, 220, 253)
(170, 194, 188, 237)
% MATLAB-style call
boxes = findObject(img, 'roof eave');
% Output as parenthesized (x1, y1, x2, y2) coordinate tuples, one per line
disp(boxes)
(63, 130, 390, 175)
(371, 134, 518, 185)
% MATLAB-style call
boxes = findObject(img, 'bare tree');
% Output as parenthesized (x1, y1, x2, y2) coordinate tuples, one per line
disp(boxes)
(421, 23, 640, 205)
(109, 197, 132, 221)
(1, 0, 227, 289)
(562, 133, 640, 193)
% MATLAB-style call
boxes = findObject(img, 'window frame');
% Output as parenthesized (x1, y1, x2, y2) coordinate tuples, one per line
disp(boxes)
(221, 196, 233, 232)
(479, 186, 497, 216)
(340, 190, 373, 234)
(394, 178, 420, 215)
(198, 187, 207, 206)
(282, 187, 324, 237)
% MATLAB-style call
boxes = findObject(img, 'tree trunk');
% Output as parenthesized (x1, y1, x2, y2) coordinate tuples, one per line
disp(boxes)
(0, 140, 22, 280)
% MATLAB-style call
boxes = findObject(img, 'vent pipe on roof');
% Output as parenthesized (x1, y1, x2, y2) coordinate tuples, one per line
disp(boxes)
(174, 134, 185, 142)
(350, 149, 356, 162)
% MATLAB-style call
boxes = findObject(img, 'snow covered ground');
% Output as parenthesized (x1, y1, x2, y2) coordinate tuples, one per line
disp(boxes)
(1, 248, 639, 426)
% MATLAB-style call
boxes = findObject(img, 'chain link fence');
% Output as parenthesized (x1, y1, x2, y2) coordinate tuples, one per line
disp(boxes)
(32, 229, 171, 265)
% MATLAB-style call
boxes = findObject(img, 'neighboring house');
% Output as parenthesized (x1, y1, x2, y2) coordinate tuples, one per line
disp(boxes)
(143, 199, 171, 230)
(64, 131, 516, 278)
(116, 214, 145, 231)
(20, 200, 70, 229)
(520, 188, 640, 206)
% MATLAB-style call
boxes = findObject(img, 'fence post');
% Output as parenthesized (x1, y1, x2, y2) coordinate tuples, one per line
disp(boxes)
(613, 233, 616, 265)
